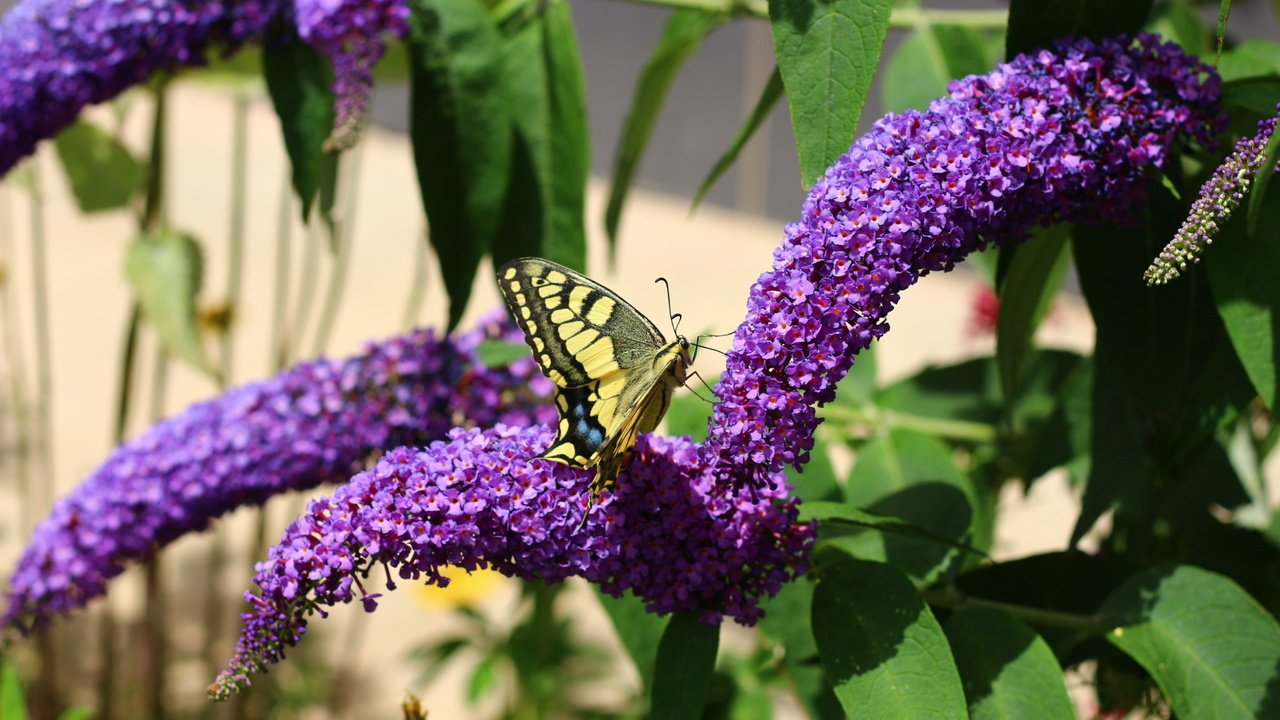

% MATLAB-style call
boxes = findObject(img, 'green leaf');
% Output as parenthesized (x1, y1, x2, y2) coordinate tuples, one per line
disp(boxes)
(538, 0, 589, 270)
(1221, 77, 1280, 117)
(596, 590, 668, 690)
(1208, 191, 1280, 411)
(650, 612, 719, 720)
(995, 224, 1070, 406)
(53, 120, 145, 213)
(787, 435, 840, 502)
(944, 608, 1075, 720)
(604, 9, 724, 252)
(494, 0, 589, 271)
(1219, 40, 1280, 82)
(759, 580, 845, 720)
(845, 428, 967, 507)
(1, 663, 28, 720)
(474, 339, 530, 369)
(56, 709, 95, 720)
(694, 67, 784, 209)
(812, 559, 967, 718)
(1102, 565, 1280, 719)
(956, 551, 1136, 658)
(881, 24, 990, 114)
(665, 374, 718, 442)
(769, 0, 892, 185)
(1247, 118, 1280, 239)
(1071, 208, 1254, 544)
(804, 500, 988, 559)
(1006, 0, 1153, 58)
(407, 0, 513, 331)
(262, 33, 334, 221)
(124, 231, 210, 374)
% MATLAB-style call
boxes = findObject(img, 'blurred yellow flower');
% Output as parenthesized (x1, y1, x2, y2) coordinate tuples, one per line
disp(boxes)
(412, 566, 507, 610)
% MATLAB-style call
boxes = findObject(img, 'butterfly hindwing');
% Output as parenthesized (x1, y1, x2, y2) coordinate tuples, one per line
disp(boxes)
(497, 258, 692, 499)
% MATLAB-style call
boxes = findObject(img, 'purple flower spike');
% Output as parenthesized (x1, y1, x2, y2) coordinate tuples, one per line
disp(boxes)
(2, 322, 554, 633)
(1146, 110, 1280, 285)
(702, 35, 1222, 485)
(293, 0, 410, 150)
(208, 426, 812, 700)
(0, 0, 281, 176)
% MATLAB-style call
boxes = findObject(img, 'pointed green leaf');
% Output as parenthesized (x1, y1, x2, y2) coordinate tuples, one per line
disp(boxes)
(1247, 118, 1280, 239)
(996, 224, 1070, 405)
(881, 24, 990, 114)
(1006, 0, 1153, 58)
(845, 427, 968, 507)
(596, 590, 669, 689)
(812, 559, 967, 718)
(407, 0, 513, 330)
(650, 612, 719, 720)
(262, 34, 333, 221)
(53, 120, 145, 213)
(605, 9, 724, 251)
(124, 231, 210, 374)
(1102, 565, 1280, 719)
(769, 0, 892, 186)
(56, 709, 94, 720)
(495, 0, 589, 271)
(1208, 193, 1280, 410)
(1, 663, 28, 720)
(694, 66, 784, 209)
(539, 0, 590, 270)
(803, 500, 987, 559)
(944, 608, 1075, 720)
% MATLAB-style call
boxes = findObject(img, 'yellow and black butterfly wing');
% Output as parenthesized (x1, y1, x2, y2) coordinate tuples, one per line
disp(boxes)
(497, 257, 690, 495)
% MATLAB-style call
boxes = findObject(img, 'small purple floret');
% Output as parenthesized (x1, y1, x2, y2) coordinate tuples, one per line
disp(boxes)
(208, 426, 813, 699)
(701, 35, 1222, 485)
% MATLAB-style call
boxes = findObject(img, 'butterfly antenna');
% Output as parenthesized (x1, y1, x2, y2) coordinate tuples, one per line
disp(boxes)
(655, 277, 682, 336)
(691, 341, 727, 357)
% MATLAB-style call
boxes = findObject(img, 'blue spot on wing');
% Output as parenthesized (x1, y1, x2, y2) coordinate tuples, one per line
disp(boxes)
(557, 385, 607, 454)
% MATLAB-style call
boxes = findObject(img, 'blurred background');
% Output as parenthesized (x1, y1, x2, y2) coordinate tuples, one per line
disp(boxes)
(2, 1, 1277, 718)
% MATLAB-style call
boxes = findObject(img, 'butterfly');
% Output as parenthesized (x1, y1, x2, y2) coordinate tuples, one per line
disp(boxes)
(497, 257, 692, 505)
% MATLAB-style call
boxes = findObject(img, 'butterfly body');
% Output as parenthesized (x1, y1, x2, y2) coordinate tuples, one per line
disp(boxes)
(497, 257, 691, 504)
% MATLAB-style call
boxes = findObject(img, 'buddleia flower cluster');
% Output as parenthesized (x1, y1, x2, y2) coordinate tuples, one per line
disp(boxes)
(1144, 112, 1279, 285)
(208, 427, 812, 698)
(700, 34, 1222, 486)
(0, 0, 411, 176)
(1, 321, 554, 633)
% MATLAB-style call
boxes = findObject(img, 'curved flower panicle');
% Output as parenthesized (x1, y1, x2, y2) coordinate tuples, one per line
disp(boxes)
(208, 426, 812, 700)
(702, 35, 1223, 485)
(0, 0, 281, 176)
(2, 322, 554, 634)
(293, 0, 410, 150)
(1145, 112, 1280, 285)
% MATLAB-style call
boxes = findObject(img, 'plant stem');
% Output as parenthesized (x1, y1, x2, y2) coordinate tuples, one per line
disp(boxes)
(269, 172, 293, 373)
(310, 143, 364, 357)
(923, 585, 1102, 633)
(26, 160, 54, 513)
(139, 80, 171, 720)
(819, 403, 998, 443)
(221, 92, 249, 384)
(288, 201, 323, 364)
(401, 228, 430, 331)
(0, 183, 35, 539)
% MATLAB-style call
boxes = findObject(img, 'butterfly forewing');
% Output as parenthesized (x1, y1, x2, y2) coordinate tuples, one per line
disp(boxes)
(497, 258, 692, 499)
